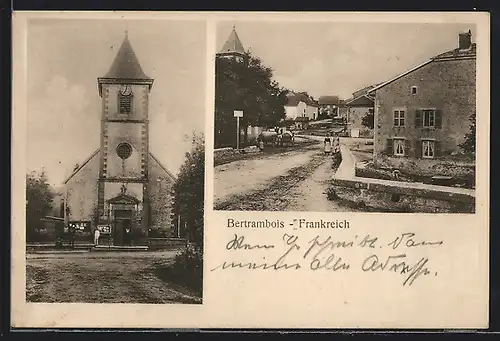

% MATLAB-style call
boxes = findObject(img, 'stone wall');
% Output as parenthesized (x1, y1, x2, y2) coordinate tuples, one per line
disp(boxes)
(372, 154, 474, 178)
(214, 147, 236, 160)
(330, 178, 475, 213)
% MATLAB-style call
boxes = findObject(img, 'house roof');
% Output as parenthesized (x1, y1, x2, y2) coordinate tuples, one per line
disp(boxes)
(218, 26, 246, 55)
(433, 43, 476, 61)
(63, 149, 176, 185)
(344, 94, 375, 107)
(101, 33, 151, 80)
(318, 95, 340, 106)
(369, 42, 476, 95)
(285, 92, 319, 107)
(352, 84, 380, 98)
(295, 116, 310, 122)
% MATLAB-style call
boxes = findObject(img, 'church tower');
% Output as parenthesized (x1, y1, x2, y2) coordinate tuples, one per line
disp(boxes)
(63, 31, 175, 246)
(216, 26, 247, 64)
(96, 32, 154, 245)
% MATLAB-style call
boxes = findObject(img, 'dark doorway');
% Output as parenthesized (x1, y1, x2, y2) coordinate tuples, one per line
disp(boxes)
(113, 210, 133, 246)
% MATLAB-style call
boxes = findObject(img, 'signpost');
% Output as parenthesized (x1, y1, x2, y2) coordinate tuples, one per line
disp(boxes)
(69, 221, 91, 231)
(97, 225, 111, 234)
(234, 110, 243, 150)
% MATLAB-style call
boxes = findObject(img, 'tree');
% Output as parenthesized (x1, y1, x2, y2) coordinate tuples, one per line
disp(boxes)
(361, 109, 375, 129)
(214, 52, 289, 148)
(459, 112, 476, 154)
(26, 170, 54, 242)
(172, 132, 204, 250)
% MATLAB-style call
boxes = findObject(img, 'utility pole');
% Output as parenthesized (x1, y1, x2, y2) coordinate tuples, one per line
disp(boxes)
(234, 110, 243, 150)
(177, 214, 181, 238)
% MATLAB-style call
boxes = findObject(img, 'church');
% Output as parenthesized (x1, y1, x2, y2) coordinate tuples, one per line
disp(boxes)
(62, 33, 176, 245)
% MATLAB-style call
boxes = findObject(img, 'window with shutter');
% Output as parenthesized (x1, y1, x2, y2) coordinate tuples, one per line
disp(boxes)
(414, 140, 422, 158)
(386, 138, 393, 156)
(422, 140, 435, 158)
(415, 110, 423, 127)
(434, 140, 441, 157)
(393, 139, 405, 156)
(404, 139, 410, 156)
(423, 110, 436, 128)
(434, 110, 442, 128)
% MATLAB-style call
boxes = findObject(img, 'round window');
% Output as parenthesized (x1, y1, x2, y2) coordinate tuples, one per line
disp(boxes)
(116, 142, 132, 160)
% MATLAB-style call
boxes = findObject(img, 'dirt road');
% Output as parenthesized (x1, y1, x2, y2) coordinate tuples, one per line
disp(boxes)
(214, 141, 351, 211)
(26, 251, 202, 304)
(214, 144, 320, 205)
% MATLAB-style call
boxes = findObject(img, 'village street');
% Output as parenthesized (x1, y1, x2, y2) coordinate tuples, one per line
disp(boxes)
(214, 136, 372, 211)
(26, 251, 202, 304)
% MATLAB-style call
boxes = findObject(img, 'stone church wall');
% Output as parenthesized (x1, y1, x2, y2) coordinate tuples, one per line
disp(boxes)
(106, 122, 145, 178)
(65, 151, 100, 226)
(103, 84, 149, 120)
(148, 154, 175, 234)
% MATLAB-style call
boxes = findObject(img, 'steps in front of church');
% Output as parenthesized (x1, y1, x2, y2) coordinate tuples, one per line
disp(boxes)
(91, 245, 149, 252)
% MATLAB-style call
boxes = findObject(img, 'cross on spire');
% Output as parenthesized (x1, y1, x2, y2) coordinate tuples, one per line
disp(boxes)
(218, 26, 246, 55)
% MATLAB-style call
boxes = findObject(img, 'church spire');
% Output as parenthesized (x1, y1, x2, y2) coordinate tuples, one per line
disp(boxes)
(218, 26, 246, 56)
(102, 32, 151, 80)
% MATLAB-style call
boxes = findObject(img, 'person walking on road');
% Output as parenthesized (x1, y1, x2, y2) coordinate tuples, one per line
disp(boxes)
(324, 136, 332, 155)
(94, 228, 100, 246)
(333, 134, 340, 154)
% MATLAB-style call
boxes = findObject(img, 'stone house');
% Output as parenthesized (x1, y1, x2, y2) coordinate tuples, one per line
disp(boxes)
(368, 30, 476, 173)
(344, 93, 375, 138)
(63, 33, 176, 245)
(284, 92, 319, 121)
(318, 95, 340, 118)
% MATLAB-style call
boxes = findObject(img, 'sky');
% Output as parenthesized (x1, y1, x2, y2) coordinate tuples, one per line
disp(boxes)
(216, 21, 476, 100)
(26, 19, 206, 186)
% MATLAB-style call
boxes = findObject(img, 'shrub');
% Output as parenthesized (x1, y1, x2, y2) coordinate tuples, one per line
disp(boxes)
(168, 244, 203, 295)
(332, 152, 342, 168)
(326, 188, 338, 201)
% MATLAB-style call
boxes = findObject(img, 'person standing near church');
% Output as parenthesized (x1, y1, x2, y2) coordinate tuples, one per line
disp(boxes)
(94, 228, 100, 246)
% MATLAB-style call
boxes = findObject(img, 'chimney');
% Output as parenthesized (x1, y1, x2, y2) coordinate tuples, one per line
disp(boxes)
(459, 29, 472, 50)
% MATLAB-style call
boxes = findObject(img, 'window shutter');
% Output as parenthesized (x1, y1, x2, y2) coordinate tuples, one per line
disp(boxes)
(386, 138, 393, 156)
(404, 139, 410, 157)
(435, 109, 442, 128)
(434, 140, 441, 157)
(415, 109, 422, 127)
(414, 140, 422, 158)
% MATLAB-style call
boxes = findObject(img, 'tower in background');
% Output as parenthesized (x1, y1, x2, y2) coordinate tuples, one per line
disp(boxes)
(216, 26, 248, 64)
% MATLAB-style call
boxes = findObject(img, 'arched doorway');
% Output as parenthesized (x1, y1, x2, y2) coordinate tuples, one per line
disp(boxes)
(107, 192, 140, 246)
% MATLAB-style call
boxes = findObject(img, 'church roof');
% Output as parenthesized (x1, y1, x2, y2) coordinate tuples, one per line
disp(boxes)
(149, 152, 176, 181)
(218, 27, 246, 55)
(63, 149, 177, 185)
(63, 148, 100, 185)
(102, 33, 151, 80)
